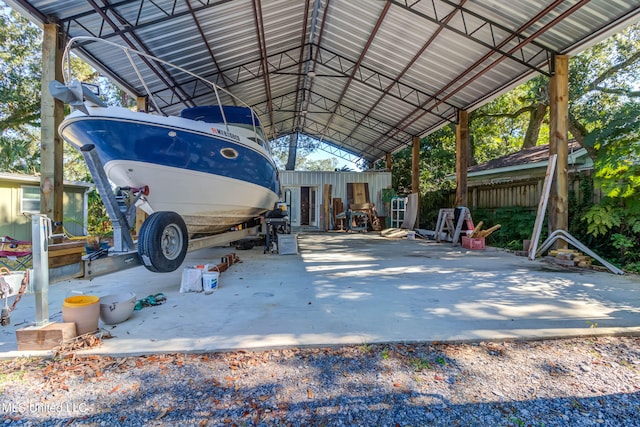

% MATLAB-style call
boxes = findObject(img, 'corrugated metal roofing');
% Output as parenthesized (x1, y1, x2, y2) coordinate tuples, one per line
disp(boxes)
(7, 0, 640, 164)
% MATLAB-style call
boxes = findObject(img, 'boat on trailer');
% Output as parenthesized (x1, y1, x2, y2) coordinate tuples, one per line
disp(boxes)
(51, 37, 280, 273)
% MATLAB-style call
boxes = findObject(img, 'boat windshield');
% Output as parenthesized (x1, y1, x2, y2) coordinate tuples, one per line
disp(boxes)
(62, 37, 268, 141)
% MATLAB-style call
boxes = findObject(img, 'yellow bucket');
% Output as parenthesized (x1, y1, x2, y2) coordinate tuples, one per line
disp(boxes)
(62, 295, 100, 335)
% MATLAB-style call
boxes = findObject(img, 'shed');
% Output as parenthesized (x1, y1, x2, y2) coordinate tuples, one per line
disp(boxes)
(0, 173, 94, 241)
(279, 170, 392, 228)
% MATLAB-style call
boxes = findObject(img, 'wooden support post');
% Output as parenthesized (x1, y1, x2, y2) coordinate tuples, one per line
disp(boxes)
(411, 136, 420, 229)
(455, 109, 469, 207)
(385, 152, 392, 172)
(137, 96, 147, 112)
(40, 23, 65, 234)
(549, 55, 569, 248)
(548, 60, 558, 232)
(411, 137, 420, 194)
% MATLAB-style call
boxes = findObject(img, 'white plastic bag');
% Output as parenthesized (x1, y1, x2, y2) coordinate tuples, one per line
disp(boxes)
(180, 267, 203, 293)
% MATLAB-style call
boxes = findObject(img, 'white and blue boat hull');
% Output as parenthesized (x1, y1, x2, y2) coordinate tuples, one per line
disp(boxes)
(59, 106, 280, 236)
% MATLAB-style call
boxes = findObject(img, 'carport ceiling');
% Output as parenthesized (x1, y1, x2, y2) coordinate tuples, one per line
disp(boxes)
(8, 0, 640, 164)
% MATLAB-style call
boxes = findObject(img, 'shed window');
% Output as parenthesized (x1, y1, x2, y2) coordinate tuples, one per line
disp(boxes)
(21, 186, 40, 214)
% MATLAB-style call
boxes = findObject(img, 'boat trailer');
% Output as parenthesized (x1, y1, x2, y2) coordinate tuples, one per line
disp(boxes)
(79, 144, 264, 278)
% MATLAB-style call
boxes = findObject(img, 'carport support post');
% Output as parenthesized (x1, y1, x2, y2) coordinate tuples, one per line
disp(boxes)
(137, 96, 147, 112)
(411, 136, 420, 228)
(455, 109, 469, 207)
(548, 55, 569, 248)
(40, 23, 64, 235)
(134, 96, 150, 235)
(385, 152, 392, 172)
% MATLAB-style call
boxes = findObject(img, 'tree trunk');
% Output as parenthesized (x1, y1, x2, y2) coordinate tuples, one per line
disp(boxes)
(522, 103, 547, 149)
(285, 133, 298, 170)
(568, 111, 596, 159)
(468, 134, 477, 166)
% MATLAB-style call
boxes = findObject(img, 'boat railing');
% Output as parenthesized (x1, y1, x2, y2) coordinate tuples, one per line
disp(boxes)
(61, 36, 266, 147)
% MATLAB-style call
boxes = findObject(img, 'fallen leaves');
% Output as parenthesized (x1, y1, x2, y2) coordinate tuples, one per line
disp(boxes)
(1, 336, 639, 426)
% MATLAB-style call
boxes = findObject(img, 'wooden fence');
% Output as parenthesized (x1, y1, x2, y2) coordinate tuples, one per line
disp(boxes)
(422, 170, 598, 214)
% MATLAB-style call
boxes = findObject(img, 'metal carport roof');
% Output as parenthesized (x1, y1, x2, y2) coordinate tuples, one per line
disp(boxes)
(7, 0, 640, 164)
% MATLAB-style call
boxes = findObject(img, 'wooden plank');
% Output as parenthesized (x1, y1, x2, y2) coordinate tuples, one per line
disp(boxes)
(323, 184, 332, 231)
(452, 207, 470, 244)
(332, 198, 343, 230)
(435, 208, 455, 242)
(48, 247, 85, 257)
(528, 154, 557, 260)
(347, 183, 369, 207)
(16, 322, 76, 351)
(49, 241, 86, 252)
(49, 253, 82, 268)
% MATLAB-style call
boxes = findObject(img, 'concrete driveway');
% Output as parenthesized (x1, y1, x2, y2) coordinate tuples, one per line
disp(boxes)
(2, 232, 639, 357)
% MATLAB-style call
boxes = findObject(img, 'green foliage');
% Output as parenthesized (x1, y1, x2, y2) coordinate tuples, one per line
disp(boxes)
(409, 357, 433, 372)
(470, 75, 549, 158)
(420, 188, 455, 229)
(583, 205, 622, 237)
(569, 23, 640, 123)
(380, 348, 389, 360)
(381, 126, 457, 197)
(0, 4, 42, 173)
(471, 207, 540, 250)
(86, 189, 112, 237)
(270, 133, 323, 170)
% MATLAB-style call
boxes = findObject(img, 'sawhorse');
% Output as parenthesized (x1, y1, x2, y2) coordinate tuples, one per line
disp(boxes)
(435, 207, 474, 244)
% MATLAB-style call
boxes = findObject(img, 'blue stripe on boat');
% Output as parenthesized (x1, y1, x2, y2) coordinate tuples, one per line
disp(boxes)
(61, 118, 279, 194)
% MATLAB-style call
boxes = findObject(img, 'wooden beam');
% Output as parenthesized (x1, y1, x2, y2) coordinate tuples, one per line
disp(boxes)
(136, 96, 147, 112)
(40, 24, 65, 234)
(455, 110, 469, 207)
(385, 152, 392, 172)
(549, 55, 569, 247)
(548, 61, 558, 232)
(411, 136, 420, 194)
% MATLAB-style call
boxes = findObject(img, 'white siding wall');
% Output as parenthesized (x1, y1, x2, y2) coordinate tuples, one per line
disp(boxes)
(279, 170, 392, 227)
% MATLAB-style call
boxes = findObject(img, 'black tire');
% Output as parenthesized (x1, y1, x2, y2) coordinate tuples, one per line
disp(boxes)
(138, 211, 188, 272)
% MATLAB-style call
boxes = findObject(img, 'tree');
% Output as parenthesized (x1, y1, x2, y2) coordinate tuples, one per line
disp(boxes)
(470, 75, 550, 165)
(271, 133, 321, 170)
(0, 3, 42, 173)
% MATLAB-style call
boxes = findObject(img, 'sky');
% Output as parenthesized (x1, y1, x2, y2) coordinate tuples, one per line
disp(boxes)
(307, 145, 363, 171)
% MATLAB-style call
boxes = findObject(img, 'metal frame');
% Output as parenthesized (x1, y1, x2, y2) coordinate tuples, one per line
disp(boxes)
(535, 229, 625, 276)
(7, 0, 639, 163)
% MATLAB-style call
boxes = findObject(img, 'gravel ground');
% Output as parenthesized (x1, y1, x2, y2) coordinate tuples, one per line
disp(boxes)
(1, 335, 639, 426)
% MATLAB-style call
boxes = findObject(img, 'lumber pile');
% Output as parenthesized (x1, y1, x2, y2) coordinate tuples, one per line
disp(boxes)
(207, 253, 240, 273)
(348, 203, 381, 232)
(469, 222, 501, 239)
(545, 249, 593, 268)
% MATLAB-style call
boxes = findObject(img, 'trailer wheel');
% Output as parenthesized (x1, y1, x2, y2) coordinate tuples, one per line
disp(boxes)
(138, 211, 188, 272)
